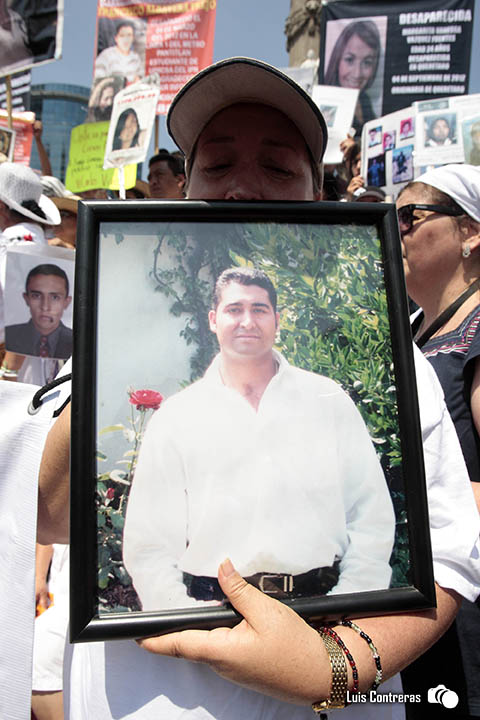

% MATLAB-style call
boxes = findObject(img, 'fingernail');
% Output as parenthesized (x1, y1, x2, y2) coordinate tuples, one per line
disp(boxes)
(221, 558, 235, 577)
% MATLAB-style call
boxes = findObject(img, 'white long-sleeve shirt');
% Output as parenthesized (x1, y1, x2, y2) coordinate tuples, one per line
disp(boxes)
(123, 351, 395, 611)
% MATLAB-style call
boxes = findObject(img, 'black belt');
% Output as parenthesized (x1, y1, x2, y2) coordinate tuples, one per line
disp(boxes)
(184, 561, 340, 602)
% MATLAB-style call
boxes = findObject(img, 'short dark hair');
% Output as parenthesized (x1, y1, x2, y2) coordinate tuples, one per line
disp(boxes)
(212, 267, 277, 312)
(25, 264, 69, 296)
(149, 149, 185, 177)
(113, 108, 140, 151)
(116, 21, 134, 35)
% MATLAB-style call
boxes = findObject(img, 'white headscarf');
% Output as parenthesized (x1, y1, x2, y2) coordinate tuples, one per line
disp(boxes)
(415, 164, 480, 223)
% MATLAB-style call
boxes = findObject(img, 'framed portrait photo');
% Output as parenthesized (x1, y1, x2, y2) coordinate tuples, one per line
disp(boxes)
(70, 200, 434, 642)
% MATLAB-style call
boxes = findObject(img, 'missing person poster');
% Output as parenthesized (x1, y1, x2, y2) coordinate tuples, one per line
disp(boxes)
(0, 109, 34, 165)
(0, 71, 31, 113)
(0, 0, 63, 78)
(104, 77, 160, 168)
(0, 126, 16, 162)
(413, 93, 480, 167)
(312, 85, 358, 164)
(320, 0, 474, 135)
(92, 0, 216, 116)
(362, 107, 419, 199)
(4, 243, 75, 360)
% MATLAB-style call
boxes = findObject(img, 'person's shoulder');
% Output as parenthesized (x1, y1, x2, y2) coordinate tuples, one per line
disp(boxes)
(5, 322, 31, 335)
(5, 322, 33, 352)
(59, 322, 73, 337)
(143, 378, 206, 437)
(285, 363, 346, 396)
(165, 377, 206, 408)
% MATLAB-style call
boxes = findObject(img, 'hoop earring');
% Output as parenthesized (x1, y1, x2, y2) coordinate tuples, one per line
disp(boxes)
(462, 244, 471, 258)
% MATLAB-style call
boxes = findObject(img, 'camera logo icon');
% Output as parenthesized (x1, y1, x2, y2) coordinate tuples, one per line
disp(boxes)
(428, 685, 459, 709)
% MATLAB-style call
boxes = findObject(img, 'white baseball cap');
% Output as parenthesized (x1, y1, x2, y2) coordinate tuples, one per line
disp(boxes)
(167, 57, 328, 166)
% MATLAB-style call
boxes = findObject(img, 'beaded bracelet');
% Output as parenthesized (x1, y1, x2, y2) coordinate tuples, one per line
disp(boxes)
(312, 630, 348, 713)
(321, 626, 359, 694)
(340, 619, 383, 691)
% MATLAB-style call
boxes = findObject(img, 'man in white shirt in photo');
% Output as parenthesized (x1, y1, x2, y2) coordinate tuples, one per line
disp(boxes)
(123, 266, 395, 611)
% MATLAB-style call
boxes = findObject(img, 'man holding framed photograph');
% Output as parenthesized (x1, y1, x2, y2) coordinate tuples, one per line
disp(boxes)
(54, 58, 480, 719)
(123, 266, 395, 610)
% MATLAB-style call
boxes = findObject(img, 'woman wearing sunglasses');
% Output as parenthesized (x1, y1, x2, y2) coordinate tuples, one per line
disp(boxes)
(396, 164, 480, 720)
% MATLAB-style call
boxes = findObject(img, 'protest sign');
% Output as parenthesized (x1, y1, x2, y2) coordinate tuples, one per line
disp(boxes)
(0, 71, 31, 113)
(462, 111, 480, 166)
(320, 0, 474, 136)
(92, 0, 216, 115)
(413, 93, 480, 167)
(312, 84, 358, 164)
(104, 77, 160, 169)
(0, 110, 34, 165)
(0, 126, 16, 162)
(65, 122, 136, 193)
(362, 107, 419, 199)
(0, 0, 63, 78)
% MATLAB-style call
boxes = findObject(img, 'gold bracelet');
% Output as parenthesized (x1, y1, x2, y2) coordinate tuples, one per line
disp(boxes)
(312, 631, 348, 713)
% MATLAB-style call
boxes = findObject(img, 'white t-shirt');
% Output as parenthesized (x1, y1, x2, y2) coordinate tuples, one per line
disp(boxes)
(64, 346, 480, 720)
(94, 45, 142, 83)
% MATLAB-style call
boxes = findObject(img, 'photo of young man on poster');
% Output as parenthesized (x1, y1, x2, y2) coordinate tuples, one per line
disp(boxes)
(94, 18, 145, 86)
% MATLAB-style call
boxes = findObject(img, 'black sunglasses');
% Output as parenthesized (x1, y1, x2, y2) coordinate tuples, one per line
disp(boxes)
(397, 203, 464, 233)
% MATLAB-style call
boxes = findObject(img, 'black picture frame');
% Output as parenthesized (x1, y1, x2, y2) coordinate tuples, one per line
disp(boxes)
(70, 199, 435, 643)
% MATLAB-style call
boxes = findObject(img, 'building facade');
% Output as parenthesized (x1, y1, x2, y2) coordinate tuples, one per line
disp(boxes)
(30, 83, 89, 182)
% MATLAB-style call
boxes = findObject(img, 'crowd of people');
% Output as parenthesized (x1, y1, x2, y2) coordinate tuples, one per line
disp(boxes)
(0, 53, 479, 720)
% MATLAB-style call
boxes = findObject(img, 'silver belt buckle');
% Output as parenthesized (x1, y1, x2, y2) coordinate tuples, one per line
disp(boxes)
(258, 573, 294, 594)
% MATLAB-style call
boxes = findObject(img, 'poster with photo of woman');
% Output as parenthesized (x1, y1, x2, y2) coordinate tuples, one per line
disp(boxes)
(322, 16, 387, 137)
(104, 78, 160, 169)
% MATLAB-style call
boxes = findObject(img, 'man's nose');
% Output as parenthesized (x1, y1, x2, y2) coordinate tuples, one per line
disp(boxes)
(240, 311, 255, 328)
(41, 296, 51, 310)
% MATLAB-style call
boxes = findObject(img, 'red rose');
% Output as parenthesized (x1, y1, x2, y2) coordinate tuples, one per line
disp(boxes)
(128, 389, 163, 411)
(106, 487, 115, 500)
(23, 234, 33, 242)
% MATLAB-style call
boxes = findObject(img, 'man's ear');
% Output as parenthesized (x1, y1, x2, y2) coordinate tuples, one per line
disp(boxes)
(275, 311, 280, 328)
(208, 309, 217, 333)
(176, 174, 186, 191)
(23, 292, 29, 306)
(64, 296, 72, 310)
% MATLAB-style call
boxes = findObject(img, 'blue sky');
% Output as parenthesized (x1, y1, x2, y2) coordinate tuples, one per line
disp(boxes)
(31, 0, 479, 154)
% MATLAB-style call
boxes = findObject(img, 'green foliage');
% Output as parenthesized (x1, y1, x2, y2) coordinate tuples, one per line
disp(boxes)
(96, 399, 158, 612)
(151, 226, 237, 381)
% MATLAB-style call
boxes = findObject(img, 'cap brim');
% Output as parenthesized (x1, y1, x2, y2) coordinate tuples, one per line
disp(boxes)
(167, 57, 327, 165)
(51, 196, 81, 214)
